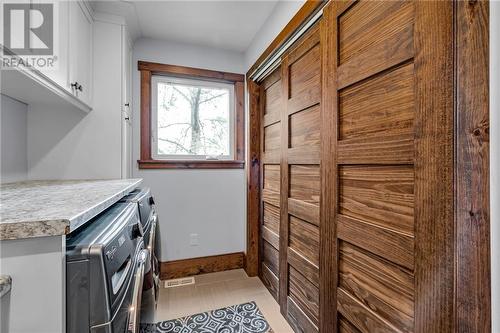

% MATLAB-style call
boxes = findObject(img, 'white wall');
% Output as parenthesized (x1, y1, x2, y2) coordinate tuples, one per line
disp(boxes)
(491, 2, 499, 331)
(244, 0, 305, 70)
(27, 20, 124, 180)
(132, 38, 246, 261)
(1, 95, 28, 183)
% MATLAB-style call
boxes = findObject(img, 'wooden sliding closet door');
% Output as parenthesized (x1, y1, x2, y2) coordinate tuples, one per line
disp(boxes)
(260, 67, 283, 301)
(280, 24, 322, 332)
(323, 1, 454, 333)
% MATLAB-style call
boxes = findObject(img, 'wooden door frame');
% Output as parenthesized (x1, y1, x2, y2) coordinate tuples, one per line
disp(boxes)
(245, 0, 490, 331)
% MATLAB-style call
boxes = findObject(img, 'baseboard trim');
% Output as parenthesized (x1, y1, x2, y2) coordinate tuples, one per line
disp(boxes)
(160, 252, 246, 280)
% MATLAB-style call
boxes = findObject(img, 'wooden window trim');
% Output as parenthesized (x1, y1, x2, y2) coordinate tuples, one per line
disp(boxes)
(137, 61, 245, 169)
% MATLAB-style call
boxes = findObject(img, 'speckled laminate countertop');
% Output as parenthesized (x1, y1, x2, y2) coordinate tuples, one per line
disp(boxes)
(0, 179, 142, 240)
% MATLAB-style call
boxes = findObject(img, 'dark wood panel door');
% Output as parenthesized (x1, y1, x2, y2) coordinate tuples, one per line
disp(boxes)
(260, 67, 283, 302)
(322, 1, 454, 332)
(280, 24, 322, 333)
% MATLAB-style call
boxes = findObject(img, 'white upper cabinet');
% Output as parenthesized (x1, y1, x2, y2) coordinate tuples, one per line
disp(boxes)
(1, 0, 93, 112)
(35, 0, 69, 89)
(68, 1, 93, 106)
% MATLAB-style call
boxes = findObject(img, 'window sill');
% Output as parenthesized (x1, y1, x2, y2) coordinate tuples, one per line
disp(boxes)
(137, 159, 245, 169)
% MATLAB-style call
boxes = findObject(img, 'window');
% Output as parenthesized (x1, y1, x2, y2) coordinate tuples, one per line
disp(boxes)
(138, 61, 244, 169)
(151, 76, 234, 160)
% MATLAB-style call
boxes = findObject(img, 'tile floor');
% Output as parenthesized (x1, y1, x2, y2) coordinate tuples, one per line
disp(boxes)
(152, 269, 293, 332)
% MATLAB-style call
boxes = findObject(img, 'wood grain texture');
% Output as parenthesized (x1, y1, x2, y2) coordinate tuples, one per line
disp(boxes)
(137, 159, 244, 169)
(289, 266, 320, 325)
(337, 1, 414, 89)
(138, 61, 244, 82)
(249, 1, 489, 331)
(338, 215, 414, 271)
(339, 315, 362, 333)
(288, 247, 319, 288)
(264, 122, 281, 153)
(262, 226, 279, 250)
(319, 4, 338, 332)
(160, 252, 245, 280)
(338, 1, 413, 64)
(263, 164, 280, 193)
(289, 215, 320, 267)
(140, 70, 152, 160)
(289, 105, 321, 149)
(263, 241, 280, 277)
(263, 202, 280, 235)
(455, 0, 491, 331)
(287, 24, 321, 65)
(339, 165, 414, 235)
(284, 25, 323, 326)
(260, 68, 282, 290)
(287, 146, 320, 165)
(289, 165, 320, 205)
(330, 1, 420, 331)
(288, 44, 321, 113)
(287, 297, 319, 333)
(413, 1, 455, 332)
(339, 63, 415, 141)
(288, 198, 319, 227)
(262, 68, 281, 90)
(246, 79, 261, 277)
(262, 188, 280, 208)
(337, 288, 400, 333)
(279, 57, 290, 315)
(337, 134, 414, 165)
(264, 76, 282, 127)
(339, 241, 414, 333)
(245, 80, 261, 277)
(261, 263, 279, 301)
(235, 81, 245, 161)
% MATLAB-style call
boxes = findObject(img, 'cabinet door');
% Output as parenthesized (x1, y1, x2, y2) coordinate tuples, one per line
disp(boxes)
(121, 112, 132, 178)
(35, 0, 69, 89)
(69, 1, 92, 105)
(121, 27, 132, 178)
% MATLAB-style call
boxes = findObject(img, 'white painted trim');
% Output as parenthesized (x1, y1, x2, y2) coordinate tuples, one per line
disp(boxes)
(93, 11, 127, 26)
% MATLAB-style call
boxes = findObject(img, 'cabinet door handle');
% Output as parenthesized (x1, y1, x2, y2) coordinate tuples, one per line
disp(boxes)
(125, 103, 130, 107)
(71, 82, 83, 92)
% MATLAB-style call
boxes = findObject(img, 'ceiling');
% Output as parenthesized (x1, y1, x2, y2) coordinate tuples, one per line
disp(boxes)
(91, 1, 280, 53)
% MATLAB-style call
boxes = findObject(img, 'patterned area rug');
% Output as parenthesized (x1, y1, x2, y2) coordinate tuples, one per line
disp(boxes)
(140, 301, 273, 333)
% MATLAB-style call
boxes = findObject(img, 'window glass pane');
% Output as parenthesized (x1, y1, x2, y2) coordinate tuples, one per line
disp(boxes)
(156, 80, 231, 158)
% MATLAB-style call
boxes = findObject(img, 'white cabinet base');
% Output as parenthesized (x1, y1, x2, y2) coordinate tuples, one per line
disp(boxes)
(0, 236, 66, 333)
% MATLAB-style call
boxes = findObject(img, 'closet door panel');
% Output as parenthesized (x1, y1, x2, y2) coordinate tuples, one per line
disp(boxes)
(339, 241, 415, 332)
(339, 165, 414, 235)
(280, 24, 322, 332)
(331, 0, 417, 332)
(289, 266, 320, 325)
(260, 68, 283, 302)
(324, 0, 454, 332)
